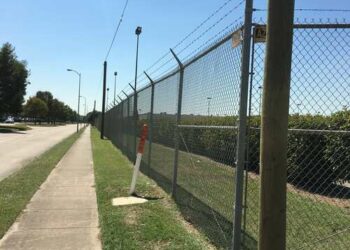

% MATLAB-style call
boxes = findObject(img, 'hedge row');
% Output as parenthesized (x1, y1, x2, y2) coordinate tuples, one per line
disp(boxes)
(139, 111, 350, 190)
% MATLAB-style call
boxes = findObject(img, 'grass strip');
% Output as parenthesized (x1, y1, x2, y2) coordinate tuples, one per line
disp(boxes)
(0, 128, 84, 238)
(91, 128, 213, 250)
(140, 139, 350, 249)
(0, 124, 31, 133)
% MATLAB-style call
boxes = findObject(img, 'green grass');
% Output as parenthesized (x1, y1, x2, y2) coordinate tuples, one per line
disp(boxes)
(90, 128, 213, 250)
(138, 140, 350, 249)
(0, 128, 84, 238)
(0, 124, 31, 133)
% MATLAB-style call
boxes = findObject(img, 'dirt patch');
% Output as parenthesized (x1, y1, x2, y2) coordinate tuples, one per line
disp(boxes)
(124, 208, 139, 226)
(286, 183, 350, 209)
(150, 240, 170, 250)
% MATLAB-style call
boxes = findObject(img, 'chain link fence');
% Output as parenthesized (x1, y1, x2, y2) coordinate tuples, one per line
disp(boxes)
(96, 21, 350, 249)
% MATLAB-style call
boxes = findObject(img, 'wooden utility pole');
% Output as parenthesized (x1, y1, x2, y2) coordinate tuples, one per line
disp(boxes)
(259, 0, 295, 249)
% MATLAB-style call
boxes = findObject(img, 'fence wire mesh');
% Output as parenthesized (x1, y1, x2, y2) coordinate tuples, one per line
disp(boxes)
(96, 21, 350, 250)
(244, 23, 350, 250)
(175, 33, 242, 248)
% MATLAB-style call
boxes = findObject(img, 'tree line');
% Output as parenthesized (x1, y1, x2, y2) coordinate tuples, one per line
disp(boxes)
(24, 91, 78, 124)
(0, 42, 77, 123)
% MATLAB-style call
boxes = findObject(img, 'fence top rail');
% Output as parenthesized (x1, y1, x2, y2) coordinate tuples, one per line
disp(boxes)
(178, 124, 350, 134)
(178, 124, 238, 130)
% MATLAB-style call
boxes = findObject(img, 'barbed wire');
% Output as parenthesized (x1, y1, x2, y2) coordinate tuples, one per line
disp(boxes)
(144, 0, 245, 81)
(117, 0, 245, 94)
(176, 0, 245, 56)
(173, 0, 243, 50)
(182, 16, 243, 63)
(143, 0, 239, 74)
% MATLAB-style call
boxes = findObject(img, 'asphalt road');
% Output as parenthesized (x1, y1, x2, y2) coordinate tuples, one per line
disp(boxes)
(0, 124, 77, 181)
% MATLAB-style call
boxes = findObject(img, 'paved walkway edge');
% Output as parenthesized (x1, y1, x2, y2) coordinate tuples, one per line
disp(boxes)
(0, 126, 101, 250)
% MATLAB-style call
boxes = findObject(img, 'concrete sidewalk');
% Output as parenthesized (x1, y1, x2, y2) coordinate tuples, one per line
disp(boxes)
(0, 127, 101, 250)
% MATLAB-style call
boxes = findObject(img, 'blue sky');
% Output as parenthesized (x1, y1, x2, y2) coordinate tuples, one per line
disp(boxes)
(1, 0, 349, 114)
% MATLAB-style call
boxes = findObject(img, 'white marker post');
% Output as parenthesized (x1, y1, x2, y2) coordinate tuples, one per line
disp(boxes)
(129, 124, 148, 195)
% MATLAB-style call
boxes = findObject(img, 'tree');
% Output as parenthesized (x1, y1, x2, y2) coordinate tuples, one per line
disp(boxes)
(0, 43, 29, 116)
(86, 110, 100, 124)
(50, 98, 66, 124)
(23, 97, 48, 123)
(36, 91, 53, 122)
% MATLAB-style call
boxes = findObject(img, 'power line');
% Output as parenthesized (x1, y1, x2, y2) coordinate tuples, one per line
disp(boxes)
(104, 0, 129, 61)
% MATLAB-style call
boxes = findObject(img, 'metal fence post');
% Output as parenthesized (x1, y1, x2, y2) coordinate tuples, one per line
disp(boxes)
(126, 97, 130, 157)
(232, 0, 253, 249)
(144, 71, 155, 176)
(170, 49, 184, 198)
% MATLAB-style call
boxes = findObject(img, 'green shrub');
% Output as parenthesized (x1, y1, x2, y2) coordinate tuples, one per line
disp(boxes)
(104, 109, 350, 191)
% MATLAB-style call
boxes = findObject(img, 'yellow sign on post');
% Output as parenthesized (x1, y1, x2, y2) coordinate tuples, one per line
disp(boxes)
(254, 25, 267, 43)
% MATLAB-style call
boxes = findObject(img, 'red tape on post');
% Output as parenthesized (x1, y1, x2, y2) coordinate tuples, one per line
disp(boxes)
(137, 124, 148, 154)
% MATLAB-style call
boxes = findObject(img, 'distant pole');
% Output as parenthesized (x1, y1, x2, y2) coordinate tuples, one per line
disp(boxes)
(101, 61, 107, 139)
(207, 97, 212, 116)
(67, 68, 81, 133)
(114, 72, 117, 106)
(258, 86, 262, 115)
(106, 88, 110, 110)
(78, 74, 81, 131)
(80, 96, 87, 117)
(297, 103, 301, 115)
(259, 0, 295, 249)
(93, 100, 96, 112)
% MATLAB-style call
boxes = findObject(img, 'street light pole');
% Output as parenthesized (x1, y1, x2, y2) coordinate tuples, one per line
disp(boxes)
(134, 27, 142, 91)
(67, 68, 81, 133)
(114, 72, 117, 106)
(133, 26, 142, 161)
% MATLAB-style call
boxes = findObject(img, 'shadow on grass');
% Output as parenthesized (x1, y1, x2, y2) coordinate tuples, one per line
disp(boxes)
(291, 182, 350, 200)
(132, 193, 164, 201)
(0, 128, 26, 134)
(141, 166, 257, 250)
